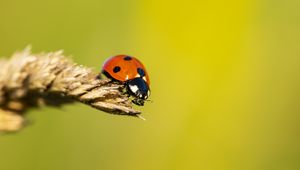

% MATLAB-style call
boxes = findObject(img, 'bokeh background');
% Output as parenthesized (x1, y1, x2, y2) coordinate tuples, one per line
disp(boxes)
(1, 0, 300, 170)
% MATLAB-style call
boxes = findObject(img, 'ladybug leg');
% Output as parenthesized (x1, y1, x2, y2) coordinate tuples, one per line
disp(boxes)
(132, 98, 144, 106)
(124, 91, 131, 98)
(119, 85, 130, 97)
(96, 74, 102, 79)
(123, 82, 132, 97)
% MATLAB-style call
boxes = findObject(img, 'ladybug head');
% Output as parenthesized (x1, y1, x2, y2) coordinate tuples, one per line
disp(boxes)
(125, 77, 150, 106)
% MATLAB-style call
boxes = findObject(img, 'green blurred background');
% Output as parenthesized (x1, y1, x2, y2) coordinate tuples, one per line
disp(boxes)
(1, 0, 300, 170)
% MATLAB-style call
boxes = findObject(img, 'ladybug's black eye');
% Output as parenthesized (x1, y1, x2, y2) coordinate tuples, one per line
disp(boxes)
(137, 68, 145, 77)
(113, 66, 121, 73)
(123, 56, 132, 61)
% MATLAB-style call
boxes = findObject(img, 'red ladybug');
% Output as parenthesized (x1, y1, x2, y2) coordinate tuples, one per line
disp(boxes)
(101, 55, 150, 106)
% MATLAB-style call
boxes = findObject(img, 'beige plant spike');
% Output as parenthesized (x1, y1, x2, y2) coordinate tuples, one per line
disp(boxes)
(0, 47, 141, 132)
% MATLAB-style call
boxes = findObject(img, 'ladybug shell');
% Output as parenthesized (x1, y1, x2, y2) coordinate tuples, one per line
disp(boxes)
(102, 55, 150, 85)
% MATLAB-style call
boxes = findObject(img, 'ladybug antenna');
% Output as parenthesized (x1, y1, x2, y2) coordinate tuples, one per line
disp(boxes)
(145, 99, 153, 103)
(136, 114, 146, 121)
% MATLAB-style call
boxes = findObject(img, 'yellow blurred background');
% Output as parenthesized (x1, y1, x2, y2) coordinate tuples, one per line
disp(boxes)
(1, 0, 300, 170)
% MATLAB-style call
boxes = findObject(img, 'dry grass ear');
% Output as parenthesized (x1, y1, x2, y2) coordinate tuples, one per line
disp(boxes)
(0, 48, 141, 132)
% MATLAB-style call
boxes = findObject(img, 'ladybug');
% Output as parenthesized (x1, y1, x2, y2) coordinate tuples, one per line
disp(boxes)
(101, 55, 150, 106)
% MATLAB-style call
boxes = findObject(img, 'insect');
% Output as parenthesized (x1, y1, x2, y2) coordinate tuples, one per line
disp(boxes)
(101, 55, 150, 106)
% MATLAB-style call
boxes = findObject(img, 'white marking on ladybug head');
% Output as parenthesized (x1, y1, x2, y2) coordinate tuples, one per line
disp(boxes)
(143, 76, 147, 82)
(135, 74, 140, 78)
(129, 84, 139, 93)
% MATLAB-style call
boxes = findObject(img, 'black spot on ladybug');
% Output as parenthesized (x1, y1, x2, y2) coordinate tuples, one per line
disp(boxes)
(137, 68, 145, 77)
(113, 66, 121, 73)
(123, 56, 132, 61)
